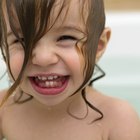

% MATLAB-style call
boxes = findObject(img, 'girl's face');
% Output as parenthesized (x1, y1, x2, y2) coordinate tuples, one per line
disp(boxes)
(5, 0, 88, 106)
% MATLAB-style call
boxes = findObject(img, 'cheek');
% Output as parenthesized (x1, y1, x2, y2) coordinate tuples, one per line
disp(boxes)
(9, 52, 24, 79)
(64, 50, 84, 76)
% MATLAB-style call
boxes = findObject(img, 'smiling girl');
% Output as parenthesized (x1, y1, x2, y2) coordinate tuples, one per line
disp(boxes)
(0, 0, 140, 140)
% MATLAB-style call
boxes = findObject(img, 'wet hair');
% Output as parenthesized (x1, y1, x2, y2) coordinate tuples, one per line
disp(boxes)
(0, 0, 105, 122)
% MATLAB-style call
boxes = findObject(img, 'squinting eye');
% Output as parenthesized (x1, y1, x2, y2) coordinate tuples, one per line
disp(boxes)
(57, 35, 77, 41)
(13, 38, 24, 44)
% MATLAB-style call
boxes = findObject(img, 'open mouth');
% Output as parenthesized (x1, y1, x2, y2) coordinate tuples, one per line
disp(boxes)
(29, 75, 69, 95)
(33, 75, 67, 88)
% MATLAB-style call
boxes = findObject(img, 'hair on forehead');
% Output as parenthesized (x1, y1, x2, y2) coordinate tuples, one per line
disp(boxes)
(3, 0, 93, 50)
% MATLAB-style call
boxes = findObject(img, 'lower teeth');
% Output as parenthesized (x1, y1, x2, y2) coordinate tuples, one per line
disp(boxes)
(35, 78, 63, 88)
(45, 81, 62, 88)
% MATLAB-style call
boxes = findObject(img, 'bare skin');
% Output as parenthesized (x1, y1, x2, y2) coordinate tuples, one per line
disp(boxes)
(0, 0, 140, 139)
(0, 87, 140, 140)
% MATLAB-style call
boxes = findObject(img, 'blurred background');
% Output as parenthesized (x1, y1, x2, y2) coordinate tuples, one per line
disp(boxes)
(104, 0, 140, 10)
(95, 0, 140, 115)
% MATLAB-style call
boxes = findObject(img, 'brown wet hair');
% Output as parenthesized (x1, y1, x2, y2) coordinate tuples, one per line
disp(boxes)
(0, 0, 105, 122)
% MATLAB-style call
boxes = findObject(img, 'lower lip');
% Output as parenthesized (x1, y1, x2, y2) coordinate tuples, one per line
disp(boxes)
(29, 77, 69, 96)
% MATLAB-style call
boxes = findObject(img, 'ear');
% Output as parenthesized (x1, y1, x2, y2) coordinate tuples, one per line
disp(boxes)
(96, 27, 111, 62)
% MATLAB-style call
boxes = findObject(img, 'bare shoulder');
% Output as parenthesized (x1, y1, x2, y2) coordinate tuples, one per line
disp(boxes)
(0, 89, 8, 109)
(0, 89, 7, 98)
(0, 89, 9, 108)
(86, 87, 140, 140)
(0, 89, 9, 119)
(107, 97, 140, 140)
(0, 89, 8, 139)
(0, 89, 12, 124)
(93, 89, 140, 140)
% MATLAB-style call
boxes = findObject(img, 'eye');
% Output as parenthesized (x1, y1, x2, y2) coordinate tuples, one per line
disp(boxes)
(57, 35, 77, 41)
(13, 38, 24, 44)
(8, 37, 24, 51)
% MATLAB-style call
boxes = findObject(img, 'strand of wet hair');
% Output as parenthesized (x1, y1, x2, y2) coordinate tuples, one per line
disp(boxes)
(89, 64, 105, 86)
(14, 90, 33, 104)
(67, 65, 105, 123)
(67, 96, 89, 120)
(81, 88, 103, 123)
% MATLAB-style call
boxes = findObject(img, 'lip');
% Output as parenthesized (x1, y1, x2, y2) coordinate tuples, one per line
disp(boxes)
(29, 74, 69, 96)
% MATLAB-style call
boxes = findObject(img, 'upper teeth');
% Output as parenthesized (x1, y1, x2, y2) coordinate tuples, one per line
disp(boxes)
(37, 75, 59, 81)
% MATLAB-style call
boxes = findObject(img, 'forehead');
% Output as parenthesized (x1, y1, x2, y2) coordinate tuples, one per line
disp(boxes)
(50, 0, 89, 30)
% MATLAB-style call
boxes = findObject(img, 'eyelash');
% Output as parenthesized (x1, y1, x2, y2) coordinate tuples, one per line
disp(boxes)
(13, 38, 24, 44)
(57, 35, 77, 41)
(12, 35, 77, 45)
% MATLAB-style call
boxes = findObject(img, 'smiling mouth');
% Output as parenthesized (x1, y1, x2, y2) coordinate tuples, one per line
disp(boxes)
(29, 74, 69, 95)
(33, 75, 68, 88)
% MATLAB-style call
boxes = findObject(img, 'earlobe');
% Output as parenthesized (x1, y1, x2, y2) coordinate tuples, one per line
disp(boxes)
(96, 27, 111, 62)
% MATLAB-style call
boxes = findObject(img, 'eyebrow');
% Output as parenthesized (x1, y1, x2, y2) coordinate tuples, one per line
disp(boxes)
(7, 25, 84, 38)
(55, 25, 83, 33)
(7, 31, 13, 38)
(7, 29, 22, 38)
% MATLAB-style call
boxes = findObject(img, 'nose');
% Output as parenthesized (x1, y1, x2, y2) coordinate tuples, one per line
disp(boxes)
(32, 41, 59, 67)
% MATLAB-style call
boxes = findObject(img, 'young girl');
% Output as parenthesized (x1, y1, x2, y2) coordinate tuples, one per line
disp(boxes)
(0, 0, 140, 140)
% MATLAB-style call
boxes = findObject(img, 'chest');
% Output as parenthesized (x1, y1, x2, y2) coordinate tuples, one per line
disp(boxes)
(3, 126, 104, 140)
(1, 99, 109, 140)
(2, 111, 107, 140)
